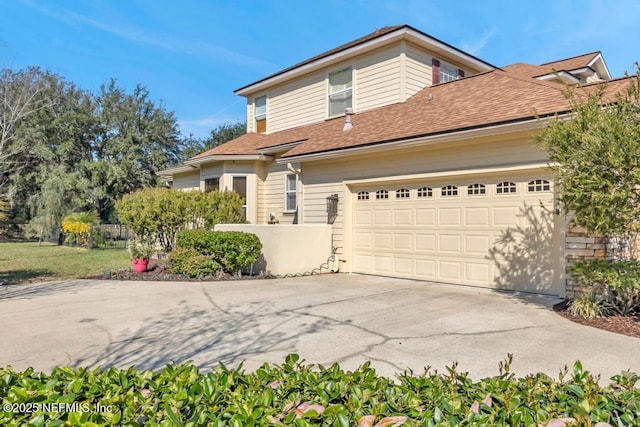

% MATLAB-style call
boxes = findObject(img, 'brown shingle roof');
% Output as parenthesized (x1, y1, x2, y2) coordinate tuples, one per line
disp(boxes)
(191, 132, 267, 158)
(194, 60, 634, 162)
(540, 51, 600, 71)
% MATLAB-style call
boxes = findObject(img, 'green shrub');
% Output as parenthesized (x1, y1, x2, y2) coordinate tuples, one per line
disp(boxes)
(571, 259, 640, 315)
(168, 247, 221, 277)
(176, 229, 262, 273)
(116, 188, 245, 253)
(1, 356, 639, 426)
(569, 292, 612, 318)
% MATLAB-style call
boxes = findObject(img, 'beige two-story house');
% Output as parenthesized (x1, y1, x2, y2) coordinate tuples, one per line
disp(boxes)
(161, 25, 622, 297)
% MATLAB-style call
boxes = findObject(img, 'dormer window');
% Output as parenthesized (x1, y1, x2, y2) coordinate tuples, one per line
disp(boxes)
(328, 68, 352, 117)
(440, 61, 460, 83)
(255, 95, 267, 133)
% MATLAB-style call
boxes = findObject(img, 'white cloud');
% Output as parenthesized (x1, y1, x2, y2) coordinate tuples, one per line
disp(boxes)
(21, 0, 273, 68)
(460, 27, 497, 55)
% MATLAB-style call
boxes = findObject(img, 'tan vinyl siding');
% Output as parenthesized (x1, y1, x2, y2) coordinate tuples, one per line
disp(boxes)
(247, 99, 254, 132)
(201, 164, 223, 178)
(302, 181, 345, 256)
(258, 162, 296, 224)
(355, 45, 402, 111)
(268, 72, 326, 133)
(405, 43, 433, 98)
(172, 171, 200, 191)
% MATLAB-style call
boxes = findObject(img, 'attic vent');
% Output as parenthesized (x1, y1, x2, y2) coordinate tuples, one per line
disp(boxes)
(343, 107, 353, 131)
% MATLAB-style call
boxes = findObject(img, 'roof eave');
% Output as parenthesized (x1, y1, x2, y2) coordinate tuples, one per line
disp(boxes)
(186, 154, 272, 165)
(157, 164, 198, 177)
(235, 26, 497, 97)
(277, 116, 565, 164)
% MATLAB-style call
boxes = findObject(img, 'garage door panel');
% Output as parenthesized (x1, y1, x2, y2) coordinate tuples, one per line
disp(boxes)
(393, 257, 413, 274)
(416, 209, 436, 225)
(493, 206, 523, 226)
(465, 207, 490, 226)
(415, 259, 436, 278)
(439, 260, 462, 280)
(394, 233, 413, 250)
(439, 208, 461, 225)
(394, 209, 413, 225)
(374, 233, 392, 249)
(465, 262, 491, 283)
(355, 210, 372, 226)
(374, 255, 392, 272)
(415, 233, 436, 251)
(439, 234, 462, 253)
(465, 235, 491, 254)
(354, 254, 373, 270)
(374, 210, 392, 225)
(354, 232, 372, 249)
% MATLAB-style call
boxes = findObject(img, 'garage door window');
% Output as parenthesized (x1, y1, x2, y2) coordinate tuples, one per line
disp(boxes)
(441, 185, 458, 197)
(375, 190, 389, 200)
(528, 179, 550, 192)
(417, 187, 433, 198)
(496, 181, 517, 194)
(396, 188, 410, 199)
(467, 183, 486, 195)
(357, 191, 369, 200)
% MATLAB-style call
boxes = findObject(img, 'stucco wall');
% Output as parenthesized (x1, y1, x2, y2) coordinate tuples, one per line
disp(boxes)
(214, 224, 335, 276)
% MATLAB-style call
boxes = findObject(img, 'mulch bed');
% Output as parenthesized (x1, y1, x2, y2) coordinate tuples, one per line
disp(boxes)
(553, 300, 640, 338)
(96, 259, 274, 282)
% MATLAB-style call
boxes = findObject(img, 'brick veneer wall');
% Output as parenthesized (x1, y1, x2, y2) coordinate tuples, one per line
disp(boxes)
(564, 221, 606, 297)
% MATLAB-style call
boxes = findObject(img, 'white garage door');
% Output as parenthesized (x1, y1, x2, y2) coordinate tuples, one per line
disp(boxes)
(352, 175, 561, 295)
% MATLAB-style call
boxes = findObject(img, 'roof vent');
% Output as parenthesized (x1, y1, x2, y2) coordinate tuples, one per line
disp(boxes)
(428, 93, 434, 101)
(343, 108, 353, 132)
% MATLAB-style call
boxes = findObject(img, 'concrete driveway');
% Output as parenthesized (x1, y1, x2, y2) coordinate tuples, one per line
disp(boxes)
(1, 274, 638, 380)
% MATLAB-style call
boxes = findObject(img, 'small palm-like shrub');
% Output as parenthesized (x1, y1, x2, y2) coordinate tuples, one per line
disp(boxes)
(569, 292, 612, 318)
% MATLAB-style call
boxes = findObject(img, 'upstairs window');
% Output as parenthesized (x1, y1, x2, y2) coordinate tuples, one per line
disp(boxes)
(328, 68, 352, 117)
(440, 62, 459, 83)
(255, 95, 266, 134)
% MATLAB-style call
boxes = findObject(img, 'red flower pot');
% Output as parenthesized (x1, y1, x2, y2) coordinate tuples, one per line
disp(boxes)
(132, 258, 149, 273)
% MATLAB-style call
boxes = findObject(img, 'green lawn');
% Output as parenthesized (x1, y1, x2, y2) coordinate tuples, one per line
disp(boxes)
(0, 241, 131, 285)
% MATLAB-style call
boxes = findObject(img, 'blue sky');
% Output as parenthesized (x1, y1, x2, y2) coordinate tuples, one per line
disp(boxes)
(1, 0, 639, 139)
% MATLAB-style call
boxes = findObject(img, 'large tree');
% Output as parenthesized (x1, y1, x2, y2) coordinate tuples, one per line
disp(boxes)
(537, 68, 640, 258)
(178, 122, 246, 161)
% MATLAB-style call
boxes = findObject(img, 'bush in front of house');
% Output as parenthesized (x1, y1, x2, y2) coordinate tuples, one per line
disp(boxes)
(172, 229, 262, 275)
(167, 247, 221, 278)
(116, 188, 245, 253)
(570, 259, 640, 317)
(1, 355, 638, 426)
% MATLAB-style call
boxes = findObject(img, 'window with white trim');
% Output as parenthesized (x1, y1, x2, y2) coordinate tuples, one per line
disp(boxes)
(467, 183, 486, 195)
(440, 61, 459, 83)
(357, 191, 369, 200)
(496, 181, 517, 194)
(441, 185, 458, 197)
(528, 179, 550, 192)
(417, 187, 433, 198)
(375, 190, 389, 200)
(328, 68, 352, 117)
(255, 95, 266, 134)
(285, 173, 297, 212)
(396, 188, 410, 199)
(232, 176, 247, 219)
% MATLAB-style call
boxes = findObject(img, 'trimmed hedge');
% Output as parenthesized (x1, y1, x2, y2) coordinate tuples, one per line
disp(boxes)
(175, 229, 262, 274)
(1, 355, 638, 426)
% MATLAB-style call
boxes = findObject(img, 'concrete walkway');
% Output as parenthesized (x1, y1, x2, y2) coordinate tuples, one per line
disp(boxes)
(1, 274, 638, 380)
